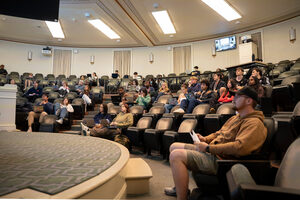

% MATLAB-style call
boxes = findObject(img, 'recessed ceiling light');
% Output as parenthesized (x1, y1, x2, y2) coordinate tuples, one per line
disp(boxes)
(202, 0, 241, 21)
(88, 19, 120, 39)
(152, 10, 176, 34)
(45, 21, 65, 38)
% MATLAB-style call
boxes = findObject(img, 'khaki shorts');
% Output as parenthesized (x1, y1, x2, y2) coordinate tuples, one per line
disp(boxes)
(184, 144, 218, 175)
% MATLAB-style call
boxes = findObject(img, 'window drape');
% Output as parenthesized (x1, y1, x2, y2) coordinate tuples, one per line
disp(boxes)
(173, 46, 191, 75)
(113, 50, 131, 77)
(53, 49, 72, 77)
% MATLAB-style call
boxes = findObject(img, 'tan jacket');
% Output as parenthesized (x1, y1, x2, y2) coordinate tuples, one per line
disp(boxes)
(205, 110, 267, 158)
(113, 112, 133, 128)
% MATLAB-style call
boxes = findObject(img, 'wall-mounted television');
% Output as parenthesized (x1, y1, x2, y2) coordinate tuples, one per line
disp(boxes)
(215, 36, 236, 52)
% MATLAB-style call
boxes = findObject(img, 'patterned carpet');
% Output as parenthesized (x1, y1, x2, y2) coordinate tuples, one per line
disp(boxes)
(0, 132, 121, 196)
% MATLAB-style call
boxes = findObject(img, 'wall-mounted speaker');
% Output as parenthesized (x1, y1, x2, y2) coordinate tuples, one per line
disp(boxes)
(289, 27, 296, 42)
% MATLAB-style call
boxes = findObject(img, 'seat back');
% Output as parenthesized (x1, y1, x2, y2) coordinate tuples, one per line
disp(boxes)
(149, 106, 165, 115)
(216, 103, 235, 115)
(274, 138, 300, 190)
(178, 119, 197, 133)
(109, 106, 121, 115)
(130, 105, 144, 114)
(155, 117, 173, 130)
(43, 87, 53, 94)
(192, 104, 210, 115)
(72, 98, 84, 105)
(257, 117, 277, 158)
(91, 87, 101, 94)
(136, 117, 152, 129)
(281, 75, 300, 85)
(48, 92, 59, 100)
(170, 105, 181, 113)
(157, 94, 173, 104)
(54, 98, 63, 104)
(34, 98, 43, 105)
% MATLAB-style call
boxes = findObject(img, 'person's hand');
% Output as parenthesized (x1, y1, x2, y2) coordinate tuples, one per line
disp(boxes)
(196, 91, 201, 95)
(194, 141, 208, 152)
(110, 122, 115, 126)
(196, 134, 206, 142)
(95, 124, 101, 128)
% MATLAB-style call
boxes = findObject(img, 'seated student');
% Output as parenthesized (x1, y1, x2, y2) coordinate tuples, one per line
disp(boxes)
(172, 83, 195, 113)
(133, 72, 142, 81)
(184, 79, 213, 114)
(218, 79, 237, 103)
(164, 87, 267, 200)
(251, 67, 270, 85)
(24, 73, 34, 90)
(82, 87, 92, 106)
(81, 103, 112, 136)
(164, 83, 189, 113)
(143, 80, 155, 94)
(127, 79, 140, 93)
(58, 81, 70, 97)
(135, 88, 151, 110)
(27, 94, 54, 132)
(155, 81, 171, 101)
(0, 64, 8, 76)
(90, 72, 99, 86)
(112, 70, 120, 79)
(54, 97, 74, 124)
(247, 76, 265, 98)
(110, 103, 133, 129)
(234, 67, 247, 89)
(149, 78, 158, 91)
(190, 66, 200, 76)
(25, 80, 43, 102)
(10, 79, 21, 92)
(187, 76, 201, 95)
(75, 80, 85, 94)
(89, 119, 111, 138)
(210, 73, 226, 94)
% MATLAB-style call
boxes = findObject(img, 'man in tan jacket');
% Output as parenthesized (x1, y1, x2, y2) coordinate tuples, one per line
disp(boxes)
(164, 86, 267, 200)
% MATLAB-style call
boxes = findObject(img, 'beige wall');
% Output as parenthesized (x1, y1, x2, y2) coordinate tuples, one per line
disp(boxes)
(0, 16, 299, 77)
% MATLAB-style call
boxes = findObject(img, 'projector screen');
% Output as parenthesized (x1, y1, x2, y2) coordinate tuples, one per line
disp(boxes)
(0, 0, 60, 22)
(215, 36, 236, 52)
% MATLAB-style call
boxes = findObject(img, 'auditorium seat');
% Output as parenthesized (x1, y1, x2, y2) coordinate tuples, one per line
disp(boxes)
(66, 92, 78, 103)
(91, 87, 103, 104)
(183, 104, 210, 133)
(40, 79, 49, 87)
(162, 105, 183, 131)
(57, 74, 66, 80)
(72, 98, 85, 119)
(260, 85, 273, 116)
(34, 73, 43, 80)
(68, 75, 77, 80)
(226, 138, 300, 200)
(39, 115, 58, 132)
(127, 117, 152, 148)
(34, 97, 43, 105)
(272, 101, 300, 159)
(46, 74, 55, 80)
(99, 75, 109, 87)
(9, 71, 19, 77)
(53, 98, 63, 104)
(142, 106, 165, 128)
(144, 117, 173, 156)
(129, 105, 144, 126)
(0, 77, 7, 86)
(204, 103, 235, 135)
(272, 75, 300, 111)
(107, 79, 119, 93)
(48, 92, 59, 103)
(153, 94, 172, 107)
(290, 62, 300, 72)
(145, 75, 154, 81)
(162, 119, 197, 159)
(119, 78, 130, 89)
(108, 105, 121, 119)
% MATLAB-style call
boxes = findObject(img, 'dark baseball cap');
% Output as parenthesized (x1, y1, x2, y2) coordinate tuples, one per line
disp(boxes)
(235, 86, 259, 102)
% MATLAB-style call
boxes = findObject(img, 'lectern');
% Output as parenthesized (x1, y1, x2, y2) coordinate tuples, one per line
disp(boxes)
(0, 84, 17, 131)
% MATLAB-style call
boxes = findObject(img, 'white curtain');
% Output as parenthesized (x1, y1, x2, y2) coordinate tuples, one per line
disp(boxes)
(173, 46, 191, 75)
(113, 50, 131, 77)
(53, 49, 72, 77)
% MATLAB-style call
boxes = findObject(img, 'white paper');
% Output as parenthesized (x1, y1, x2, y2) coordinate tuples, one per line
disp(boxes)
(190, 130, 200, 143)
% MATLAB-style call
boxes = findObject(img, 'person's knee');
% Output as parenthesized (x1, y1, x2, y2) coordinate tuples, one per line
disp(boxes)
(169, 149, 187, 163)
(28, 111, 34, 116)
(170, 142, 182, 152)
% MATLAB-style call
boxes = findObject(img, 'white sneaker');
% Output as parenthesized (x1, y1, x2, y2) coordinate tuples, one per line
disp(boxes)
(56, 118, 63, 124)
(173, 108, 185, 113)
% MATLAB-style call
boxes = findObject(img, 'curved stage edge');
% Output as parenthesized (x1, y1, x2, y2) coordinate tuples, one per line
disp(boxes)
(0, 132, 130, 199)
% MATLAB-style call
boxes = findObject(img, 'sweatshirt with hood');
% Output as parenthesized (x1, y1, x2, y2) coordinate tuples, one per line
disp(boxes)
(205, 110, 267, 159)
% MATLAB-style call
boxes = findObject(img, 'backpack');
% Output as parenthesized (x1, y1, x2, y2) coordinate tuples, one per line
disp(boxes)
(114, 134, 130, 150)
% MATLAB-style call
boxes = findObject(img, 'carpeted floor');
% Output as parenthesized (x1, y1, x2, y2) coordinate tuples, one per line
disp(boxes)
(127, 148, 197, 200)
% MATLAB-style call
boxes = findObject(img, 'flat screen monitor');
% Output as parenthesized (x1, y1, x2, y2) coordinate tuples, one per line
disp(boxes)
(0, 0, 60, 22)
(215, 36, 236, 52)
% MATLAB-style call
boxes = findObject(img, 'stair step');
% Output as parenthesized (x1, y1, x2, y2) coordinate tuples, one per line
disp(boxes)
(73, 120, 83, 125)
(59, 130, 81, 135)
(71, 124, 81, 131)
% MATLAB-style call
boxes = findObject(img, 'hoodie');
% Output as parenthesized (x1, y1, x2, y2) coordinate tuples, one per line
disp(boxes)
(205, 110, 267, 159)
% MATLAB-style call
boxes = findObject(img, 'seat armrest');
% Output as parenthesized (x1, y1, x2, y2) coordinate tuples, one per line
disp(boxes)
(240, 184, 300, 200)
(204, 114, 221, 119)
(143, 113, 155, 117)
(164, 130, 177, 136)
(183, 114, 197, 119)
